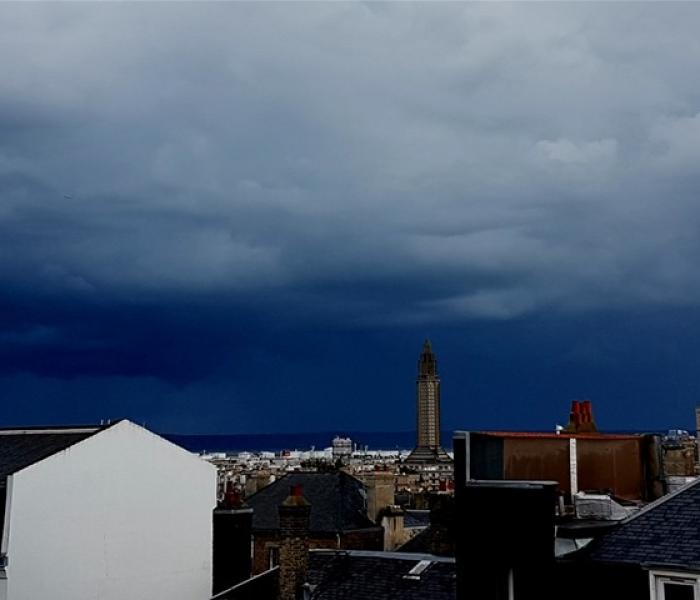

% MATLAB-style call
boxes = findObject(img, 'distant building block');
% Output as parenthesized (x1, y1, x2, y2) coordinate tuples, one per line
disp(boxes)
(456, 429, 659, 502)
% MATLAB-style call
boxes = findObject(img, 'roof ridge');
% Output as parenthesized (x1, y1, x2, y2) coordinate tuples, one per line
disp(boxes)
(617, 476, 700, 526)
(0, 426, 101, 435)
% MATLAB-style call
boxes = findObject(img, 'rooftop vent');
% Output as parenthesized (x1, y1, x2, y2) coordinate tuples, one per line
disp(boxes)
(403, 560, 432, 580)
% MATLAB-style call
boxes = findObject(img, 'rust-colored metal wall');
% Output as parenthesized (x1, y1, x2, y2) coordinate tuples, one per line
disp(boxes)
(576, 438, 643, 500)
(503, 439, 571, 493)
(500, 436, 645, 500)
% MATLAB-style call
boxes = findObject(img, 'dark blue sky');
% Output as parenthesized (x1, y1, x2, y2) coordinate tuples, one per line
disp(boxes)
(2, 3, 700, 434)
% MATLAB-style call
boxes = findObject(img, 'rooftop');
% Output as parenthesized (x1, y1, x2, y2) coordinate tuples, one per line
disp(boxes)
(583, 478, 700, 570)
(246, 471, 378, 533)
(306, 550, 456, 600)
(473, 430, 641, 441)
(404, 510, 431, 529)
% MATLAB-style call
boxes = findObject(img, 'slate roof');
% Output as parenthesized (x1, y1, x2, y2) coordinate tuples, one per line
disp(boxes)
(0, 427, 101, 484)
(404, 510, 431, 529)
(306, 550, 456, 600)
(247, 472, 378, 533)
(584, 478, 700, 569)
(398, 526, 436, 554)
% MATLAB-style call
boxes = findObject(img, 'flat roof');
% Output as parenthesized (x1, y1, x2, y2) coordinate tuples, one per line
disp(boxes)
(470, 431, 641, 441)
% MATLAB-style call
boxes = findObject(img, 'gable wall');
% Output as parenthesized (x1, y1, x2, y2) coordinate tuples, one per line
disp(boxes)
(4, 421, 216, 600)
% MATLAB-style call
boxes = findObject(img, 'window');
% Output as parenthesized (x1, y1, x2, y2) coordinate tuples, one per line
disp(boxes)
(663, 583, 695, 600)
(650, 571, 700, 600)
(268, 546, 280, 569)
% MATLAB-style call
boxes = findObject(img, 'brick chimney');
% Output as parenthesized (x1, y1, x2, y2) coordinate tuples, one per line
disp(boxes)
(278, 484, 311, 600)
(212, 480, 254, 595)
(564, 399, 598, 433)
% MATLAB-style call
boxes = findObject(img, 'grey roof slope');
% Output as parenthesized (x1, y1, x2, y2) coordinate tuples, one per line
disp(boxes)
(404, 510, 431, 529)
(398, 526, 436, 554)
(306, 550, 456, 600)
(585, 478, 700, 569)
(247, 472, 377, 533)
(0, 427, 101, 484)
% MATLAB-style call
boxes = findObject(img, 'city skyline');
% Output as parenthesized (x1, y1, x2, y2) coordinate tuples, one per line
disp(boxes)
(2, 4, 700, 434)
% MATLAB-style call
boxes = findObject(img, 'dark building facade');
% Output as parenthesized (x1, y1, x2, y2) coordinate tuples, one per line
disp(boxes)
(453, 432, 560, 600)
(213, 482, 254, 595)
(406, 340, 450, 464)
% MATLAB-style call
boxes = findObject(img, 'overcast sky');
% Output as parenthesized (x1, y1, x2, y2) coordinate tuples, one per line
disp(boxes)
(2, 3, 700, 434)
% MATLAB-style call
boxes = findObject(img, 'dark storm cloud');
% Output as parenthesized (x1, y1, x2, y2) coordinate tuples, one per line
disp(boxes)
(2, 3, 700, 431)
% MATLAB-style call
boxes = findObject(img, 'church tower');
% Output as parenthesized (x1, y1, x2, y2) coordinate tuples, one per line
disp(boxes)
(417, 339, 440, 448)
(406, 340, 451, 464)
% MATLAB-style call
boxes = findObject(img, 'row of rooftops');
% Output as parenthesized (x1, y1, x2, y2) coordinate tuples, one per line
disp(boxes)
(582, 476, 700, 570)
(217, 474, 700, 599)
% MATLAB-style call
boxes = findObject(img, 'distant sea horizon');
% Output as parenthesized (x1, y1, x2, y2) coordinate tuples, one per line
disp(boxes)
(162, 428, 668, 453)
(163, 430, 422, 453)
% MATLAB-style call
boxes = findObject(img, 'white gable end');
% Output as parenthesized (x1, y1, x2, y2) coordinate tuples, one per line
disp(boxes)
(4, 420, 216, 600)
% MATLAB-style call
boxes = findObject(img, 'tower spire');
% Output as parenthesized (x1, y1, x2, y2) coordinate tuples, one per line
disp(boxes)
(406, 340, 451, 464)
(418, 339, 437, 378)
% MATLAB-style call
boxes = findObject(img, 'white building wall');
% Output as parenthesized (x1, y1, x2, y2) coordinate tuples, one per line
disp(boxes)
(4, 420, 216, 600)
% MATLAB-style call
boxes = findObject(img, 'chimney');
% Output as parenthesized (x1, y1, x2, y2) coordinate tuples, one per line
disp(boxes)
(427, 494, 455, 557)
(278, 484, 311, 600)
(379, 505, 405, 551)
(564, 400, 598, 433)
(212, 481, 254, 595)
(363, 471, 395, 523)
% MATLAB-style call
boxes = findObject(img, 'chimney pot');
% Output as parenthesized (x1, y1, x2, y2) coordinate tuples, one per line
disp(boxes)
(222, 480, 244, 509)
